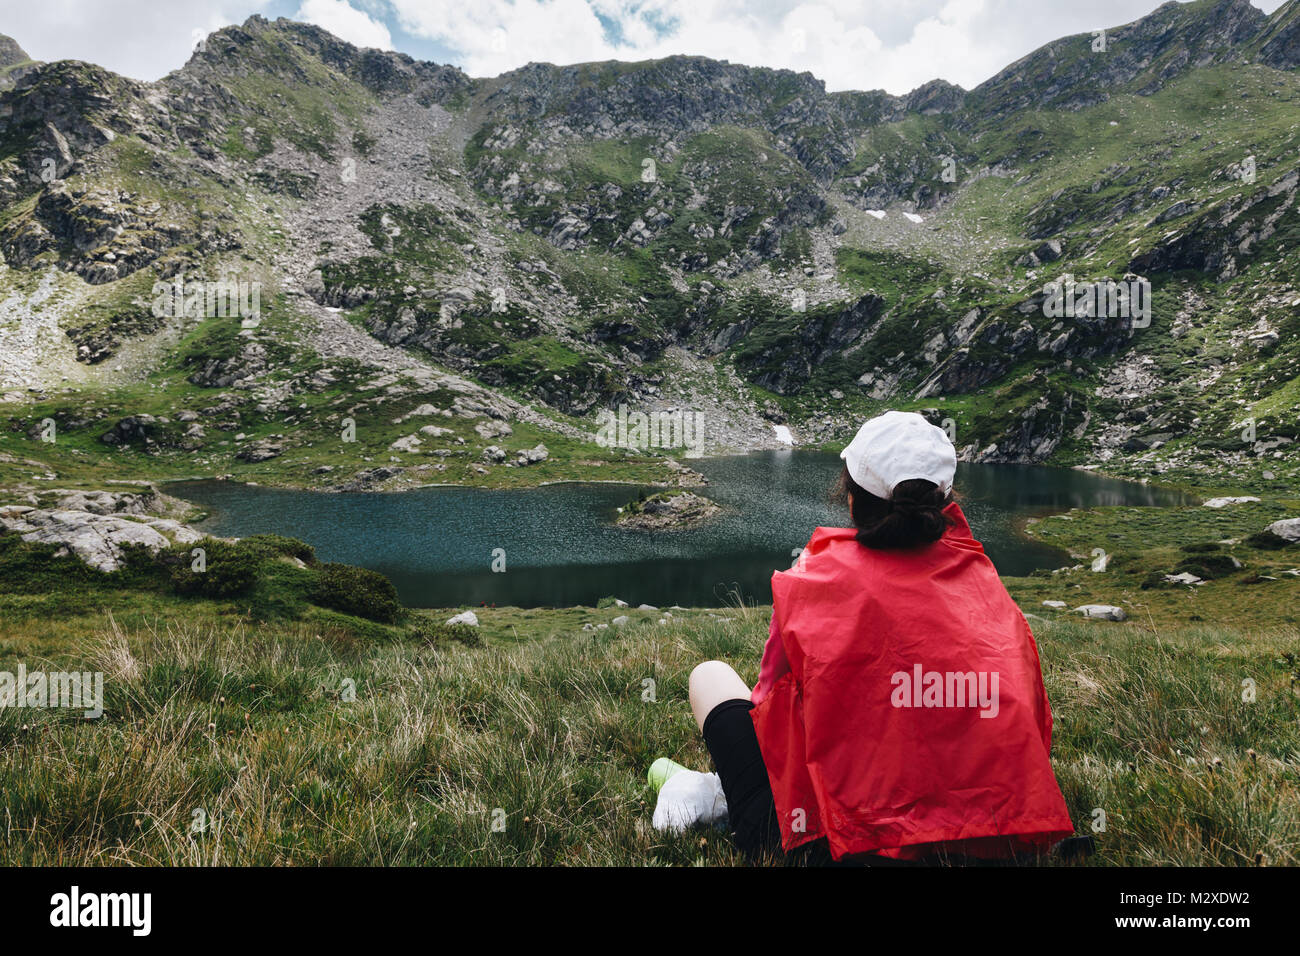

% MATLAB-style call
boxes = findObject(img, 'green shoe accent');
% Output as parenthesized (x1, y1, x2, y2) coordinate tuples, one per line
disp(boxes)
(648, 757, 689, 792)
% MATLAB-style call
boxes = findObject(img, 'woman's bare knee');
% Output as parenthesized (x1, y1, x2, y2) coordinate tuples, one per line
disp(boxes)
(689, 660, 751, 732)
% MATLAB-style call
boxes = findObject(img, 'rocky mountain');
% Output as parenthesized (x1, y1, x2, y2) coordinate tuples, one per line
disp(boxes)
(0, 33, 37, 90)
(0, 0, 1297, 495)
(966, 0, 1273, 117)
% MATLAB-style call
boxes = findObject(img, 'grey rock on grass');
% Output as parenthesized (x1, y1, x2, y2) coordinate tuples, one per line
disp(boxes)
(1074, 604, 1127, 622)
(0, 506, 202, 572)
(1266, 518, 1300, 543)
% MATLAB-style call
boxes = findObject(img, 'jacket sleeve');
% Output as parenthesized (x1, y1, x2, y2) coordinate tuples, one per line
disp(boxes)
(751, 611, 791, 706)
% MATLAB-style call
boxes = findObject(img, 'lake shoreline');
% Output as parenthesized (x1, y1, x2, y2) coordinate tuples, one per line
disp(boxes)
(172, 454, 1204, 608)
(159, 455, 1206, 497)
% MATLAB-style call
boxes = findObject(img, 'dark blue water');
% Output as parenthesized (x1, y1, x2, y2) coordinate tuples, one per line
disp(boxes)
(171, 453, 1196, 608)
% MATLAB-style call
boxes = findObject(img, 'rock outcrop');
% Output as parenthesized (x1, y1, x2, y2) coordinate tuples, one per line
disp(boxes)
(617, 491, 722, 530)
(0, 500, 203, 572)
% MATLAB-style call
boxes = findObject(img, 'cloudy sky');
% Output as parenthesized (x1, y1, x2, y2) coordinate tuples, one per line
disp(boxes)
(2, 0, 1290, 94)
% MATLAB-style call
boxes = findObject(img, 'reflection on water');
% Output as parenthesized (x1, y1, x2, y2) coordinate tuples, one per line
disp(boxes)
(173, 453, 1196, 608)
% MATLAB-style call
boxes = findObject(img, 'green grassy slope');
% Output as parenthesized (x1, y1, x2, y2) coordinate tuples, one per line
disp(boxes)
(1, 593, 1296, 865)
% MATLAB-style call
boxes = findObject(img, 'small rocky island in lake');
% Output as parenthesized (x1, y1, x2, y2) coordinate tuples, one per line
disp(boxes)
(616, 491, 723, 530)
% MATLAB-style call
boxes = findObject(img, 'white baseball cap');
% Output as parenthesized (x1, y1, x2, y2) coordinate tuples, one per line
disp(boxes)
(840, 410, 956, 501)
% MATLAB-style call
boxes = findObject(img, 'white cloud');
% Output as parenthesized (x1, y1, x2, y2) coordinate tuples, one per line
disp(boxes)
(296, 0, 393, 50)
(390, 0, 616, 75)
(388, 0, 971, 91)
(4, 0, 274, 81)
(4, 0, 1294, 91)
(385, 0, 1296, 94)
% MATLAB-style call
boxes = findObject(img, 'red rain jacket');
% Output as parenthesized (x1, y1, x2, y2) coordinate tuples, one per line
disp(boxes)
(751, 503, 1074, 861)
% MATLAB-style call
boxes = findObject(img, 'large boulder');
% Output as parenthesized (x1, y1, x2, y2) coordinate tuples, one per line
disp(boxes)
(99, 414, 172, 449)
(329, 466, 403, 492)
(235, 439, 283, 463)
(515, 444, 548, 466)
(474, 419, 512, 440)
(389, 435, 423, 454)
(1266, 518, 1300, 543)
(1074, 604, 1127, 622)
(0, 507, 200, 572)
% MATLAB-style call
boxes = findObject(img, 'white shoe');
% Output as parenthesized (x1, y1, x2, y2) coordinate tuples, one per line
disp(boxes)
(652, 770, 729, 834)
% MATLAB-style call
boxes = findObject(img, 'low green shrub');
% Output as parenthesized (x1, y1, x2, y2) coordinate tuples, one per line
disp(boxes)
(1245, 530, 1294, 550)
(407, 618, 483, 648)
(0, 533, 97, 593)
(310, 563, 403, 623)
(1175, 553, 1242, 580)
(165, 538, 260, 598)
(241, 533, 317, 565)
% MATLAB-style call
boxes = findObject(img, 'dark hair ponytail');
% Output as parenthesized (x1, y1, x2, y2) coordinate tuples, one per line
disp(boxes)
(834, 468, 954, 549)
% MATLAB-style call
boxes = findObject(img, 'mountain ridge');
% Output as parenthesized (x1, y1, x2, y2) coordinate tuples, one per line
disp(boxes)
(0, 1, 1296, 498)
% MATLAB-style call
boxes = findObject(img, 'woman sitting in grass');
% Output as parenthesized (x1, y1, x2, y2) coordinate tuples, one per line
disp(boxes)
(651, 411, 1074, 863)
